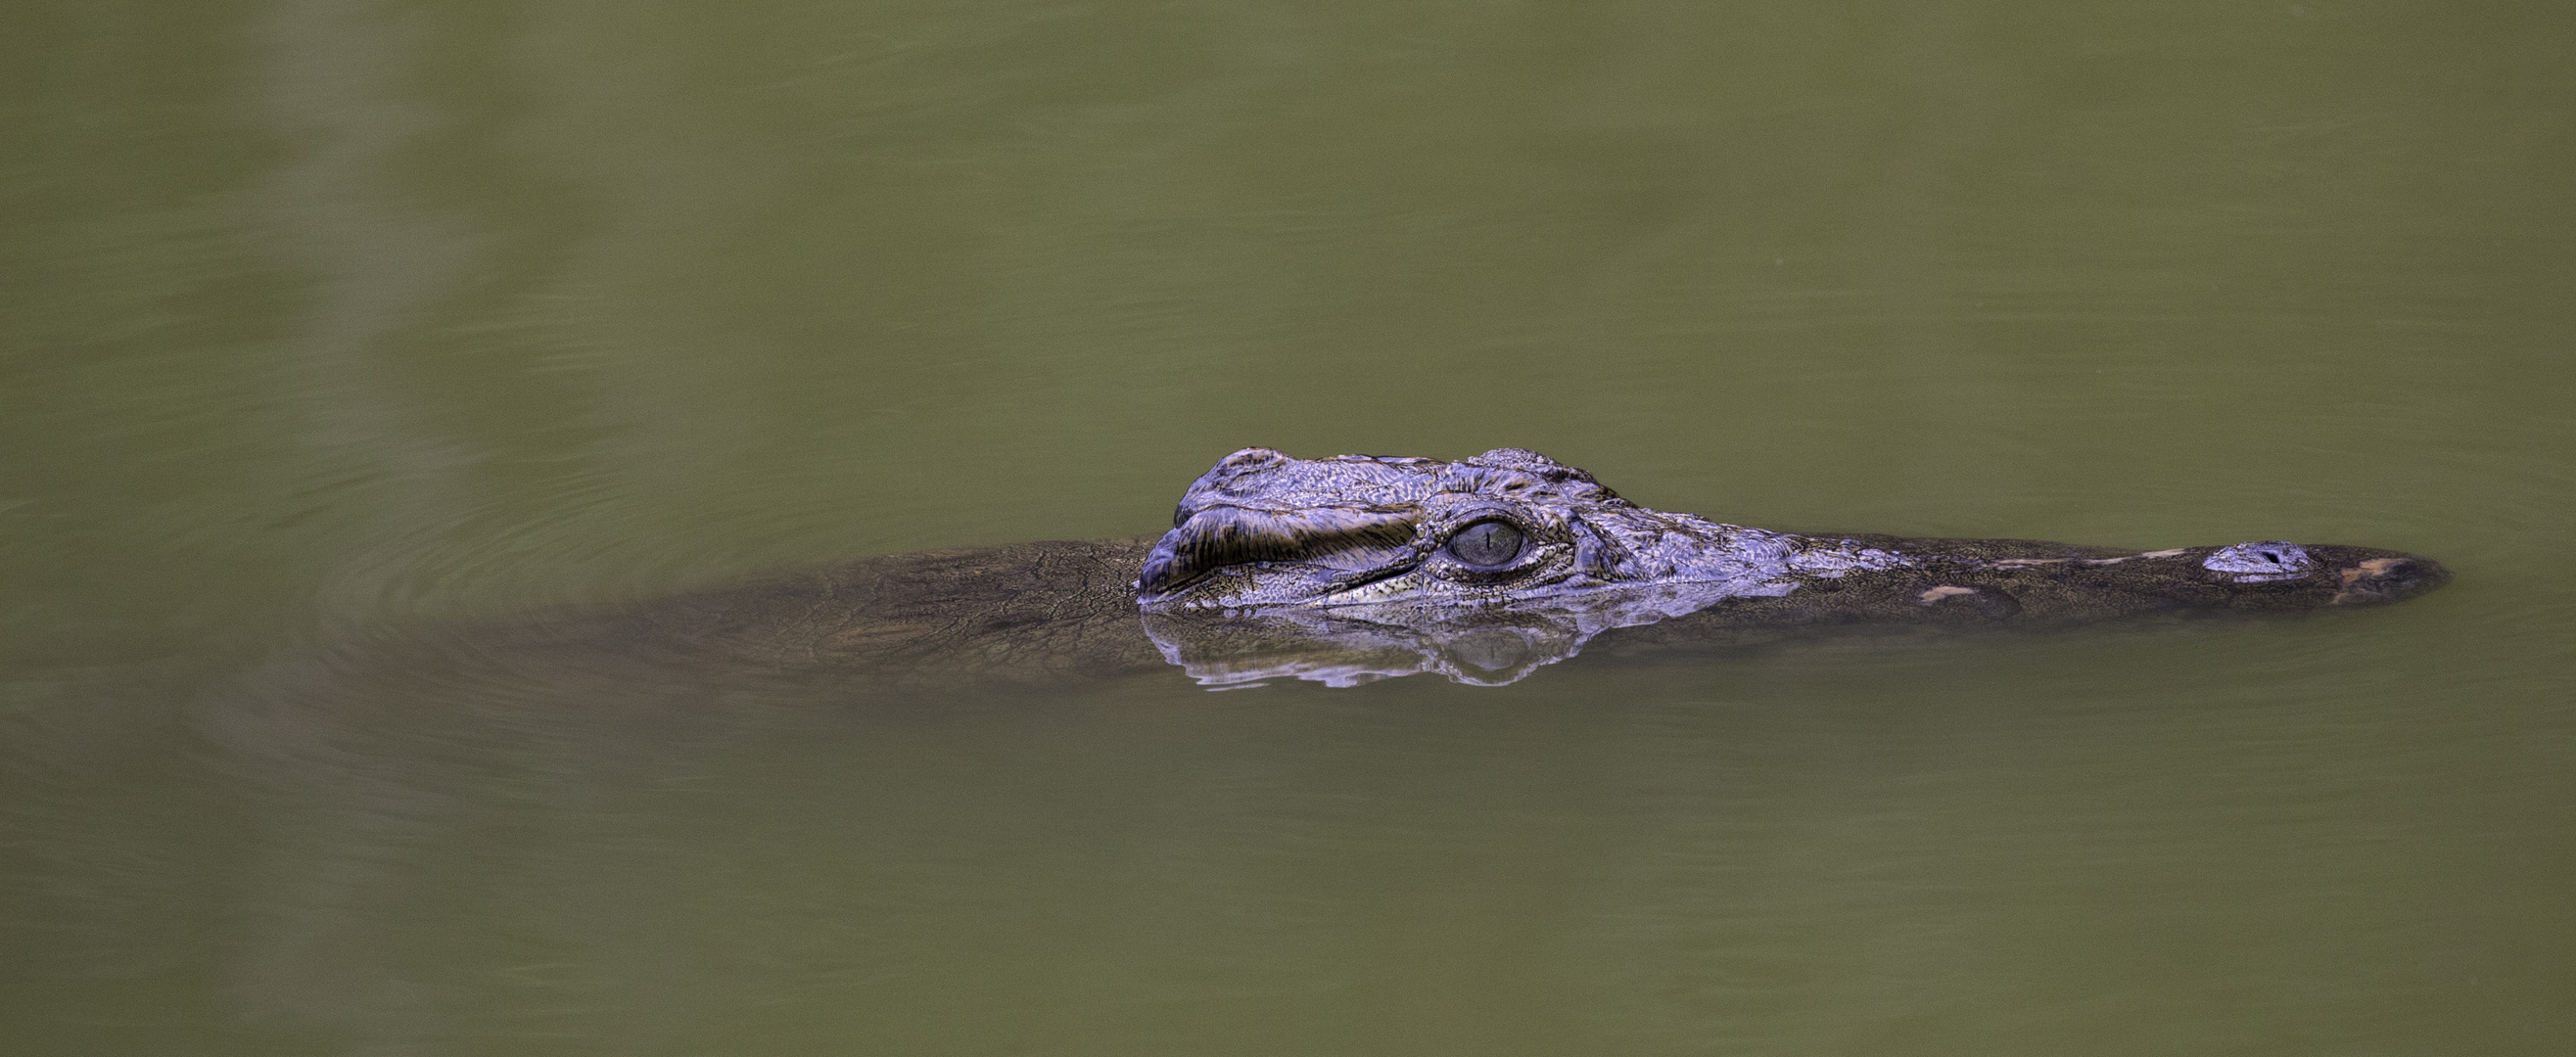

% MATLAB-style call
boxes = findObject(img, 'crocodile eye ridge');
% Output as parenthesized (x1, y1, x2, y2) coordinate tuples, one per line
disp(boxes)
(1447, 521, 1524, 569)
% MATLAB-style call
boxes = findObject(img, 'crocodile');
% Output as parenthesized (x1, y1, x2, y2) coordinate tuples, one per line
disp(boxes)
(563, 446, 2447, 689)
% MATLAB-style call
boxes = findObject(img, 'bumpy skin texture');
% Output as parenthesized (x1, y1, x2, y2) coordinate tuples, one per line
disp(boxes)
(509, 446, 2443, 689)
(1142, 447, 1912, 611)
(1114, 447, 2449, 686)
(1139, 448, 2444, 616)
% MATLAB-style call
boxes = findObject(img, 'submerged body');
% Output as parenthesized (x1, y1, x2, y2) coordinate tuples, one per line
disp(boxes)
(578, 447, 2446, 688)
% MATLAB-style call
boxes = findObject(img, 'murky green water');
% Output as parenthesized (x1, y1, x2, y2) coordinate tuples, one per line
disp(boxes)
(7, 0, 2573, 1052)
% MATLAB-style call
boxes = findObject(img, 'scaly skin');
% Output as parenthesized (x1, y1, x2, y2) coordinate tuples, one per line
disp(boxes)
(550, 447, 2446, 689)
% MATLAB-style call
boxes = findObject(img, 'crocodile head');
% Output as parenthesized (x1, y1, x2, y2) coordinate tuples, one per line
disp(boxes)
(1132, 445, 1921, 687)
(1136, 446, 1905, 613)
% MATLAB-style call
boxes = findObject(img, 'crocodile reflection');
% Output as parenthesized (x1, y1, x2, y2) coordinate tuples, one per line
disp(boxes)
(1142, 578, 1838, 687)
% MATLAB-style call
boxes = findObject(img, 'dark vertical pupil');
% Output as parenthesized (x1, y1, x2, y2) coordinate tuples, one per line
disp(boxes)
(1449, 522, 1524, 567)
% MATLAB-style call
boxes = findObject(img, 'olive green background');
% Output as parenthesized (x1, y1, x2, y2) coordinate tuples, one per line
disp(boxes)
(4, 0, 2571, 1054)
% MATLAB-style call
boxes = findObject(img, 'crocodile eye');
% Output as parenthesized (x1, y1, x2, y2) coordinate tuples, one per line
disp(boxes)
(1447, 521, 1524, 568)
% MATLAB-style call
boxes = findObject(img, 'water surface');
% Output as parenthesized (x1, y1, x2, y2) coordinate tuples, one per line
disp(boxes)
(5, 1, 2572, 1053)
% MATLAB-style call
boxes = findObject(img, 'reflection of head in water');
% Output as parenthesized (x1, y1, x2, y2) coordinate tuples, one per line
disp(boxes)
(1140, 581, 1771, 688)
